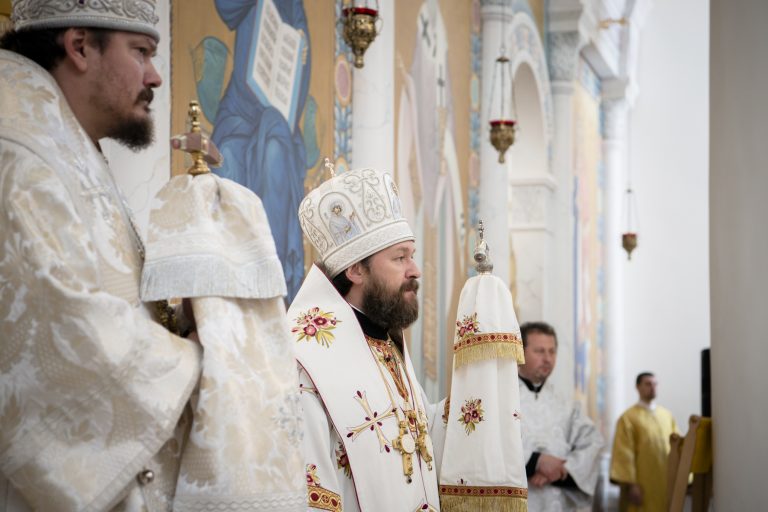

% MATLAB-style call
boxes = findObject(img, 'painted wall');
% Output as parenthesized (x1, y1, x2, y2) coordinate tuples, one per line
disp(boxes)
(573, 58, 606, 430)
(621, 0, 710, 430)
(108, 0, 171, 234)
(710, 0, 768, 507)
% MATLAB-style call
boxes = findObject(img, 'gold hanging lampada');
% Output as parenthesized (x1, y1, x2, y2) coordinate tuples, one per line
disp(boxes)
(488, 11, 518, 164)
(341, 0, 381, 68)
(622, 187, 638, 260)
(170, 100, 223, 176)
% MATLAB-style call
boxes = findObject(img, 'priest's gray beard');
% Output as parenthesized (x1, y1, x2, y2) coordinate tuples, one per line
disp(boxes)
(362, 274, 419, 331)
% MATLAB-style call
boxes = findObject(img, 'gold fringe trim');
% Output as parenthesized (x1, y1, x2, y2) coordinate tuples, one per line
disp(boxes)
(307, 484, 341, 512)
(440, 485, 527, 512)
(453, 333, 525, 369)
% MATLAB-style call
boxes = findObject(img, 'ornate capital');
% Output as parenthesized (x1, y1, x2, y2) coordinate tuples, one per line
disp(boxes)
(547, 31, 583, 82)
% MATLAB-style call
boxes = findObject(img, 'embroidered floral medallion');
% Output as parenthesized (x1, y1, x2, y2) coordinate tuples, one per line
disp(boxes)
(456, 312, 480, 339)
(335, 441, 352, 478)
(306, 464, 321, 486)
(292, 307, 340, 347)
(459, 397, 484, 434)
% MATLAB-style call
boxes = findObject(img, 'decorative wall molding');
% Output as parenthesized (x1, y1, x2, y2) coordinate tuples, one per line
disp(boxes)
(508, 181, 554, 231)
(507, 12, 555, 157)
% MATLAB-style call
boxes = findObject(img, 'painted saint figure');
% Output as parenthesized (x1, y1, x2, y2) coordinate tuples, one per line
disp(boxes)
(211, 0, 312, 300)
(328, 202, 361, 245)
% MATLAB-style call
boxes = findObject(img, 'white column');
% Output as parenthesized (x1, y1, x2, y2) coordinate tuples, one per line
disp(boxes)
(351, 0, 394, 171)
(479, 0, 512, 287)
(600, 94, 628, 439)
(545, 28, 585, 397)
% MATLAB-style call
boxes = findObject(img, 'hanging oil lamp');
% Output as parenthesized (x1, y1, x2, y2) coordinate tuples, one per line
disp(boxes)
(341, 0, 380, 68)
(488, 25, 517, 163)
(622, 187, 638, 260)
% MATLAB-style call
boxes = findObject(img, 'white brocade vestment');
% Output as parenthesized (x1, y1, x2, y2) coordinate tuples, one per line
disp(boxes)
(519, 380, 603, 511)
(290, 266, 447, 511)
(0, 50, 201, 511)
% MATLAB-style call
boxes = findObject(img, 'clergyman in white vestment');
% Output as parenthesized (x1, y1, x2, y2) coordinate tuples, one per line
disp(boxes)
(518, 322, 603, 511)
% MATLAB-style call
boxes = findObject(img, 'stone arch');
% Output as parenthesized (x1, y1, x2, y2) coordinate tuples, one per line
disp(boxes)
(504, 10, 555, 323)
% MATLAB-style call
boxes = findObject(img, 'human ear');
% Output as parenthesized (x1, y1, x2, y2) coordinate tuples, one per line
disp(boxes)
(345, 263, 365, 285)
(61, 28, 90, 72)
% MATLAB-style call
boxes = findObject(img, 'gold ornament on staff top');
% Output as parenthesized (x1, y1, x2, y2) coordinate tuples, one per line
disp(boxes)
(473, 220, 494, 274)
(170, 100, 223, 175)
(341, 1, 380, 68)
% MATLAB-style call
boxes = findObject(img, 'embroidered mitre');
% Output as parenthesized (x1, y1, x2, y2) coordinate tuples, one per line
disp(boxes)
(298, 167, 413, 277)
(11, 0, 160, 41)
(439, 228, 528, 511)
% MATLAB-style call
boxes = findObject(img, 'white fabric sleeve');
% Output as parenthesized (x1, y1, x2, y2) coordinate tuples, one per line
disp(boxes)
(298, 366, 345, 511)
(0, 146, 202, 511)
(564, 401, 604, 496)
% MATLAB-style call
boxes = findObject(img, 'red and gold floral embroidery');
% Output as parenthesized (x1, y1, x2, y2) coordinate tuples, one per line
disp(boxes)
(439, 483, 527, 498)
(367, 336, 409, 400)
(442, 395, 451, 424)
(459, 398, 484, 434)
(306, 464, 321, 486)
(306, 464, 342, 511)
(335, 441, 351, 478)
(456, 312, 480, 339)
(293, 307, 341, 347)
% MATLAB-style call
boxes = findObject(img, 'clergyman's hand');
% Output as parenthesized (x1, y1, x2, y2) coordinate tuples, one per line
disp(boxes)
(536, 453, 568, 482)
(627, 483, 643, 506)
(529, 472, 549, 487)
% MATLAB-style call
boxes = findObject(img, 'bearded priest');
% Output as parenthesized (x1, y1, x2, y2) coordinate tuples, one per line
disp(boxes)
(290, 164, 528, 511)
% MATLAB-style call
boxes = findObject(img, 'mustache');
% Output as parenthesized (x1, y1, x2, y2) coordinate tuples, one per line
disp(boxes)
(137, 88, 154, 105)
(401, 279, 419, 293)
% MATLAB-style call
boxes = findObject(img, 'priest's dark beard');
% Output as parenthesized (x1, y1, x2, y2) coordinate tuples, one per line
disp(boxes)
(362, 274, 419, 331)
(105, 88, 155, 151)
(109, 116, 154, 151)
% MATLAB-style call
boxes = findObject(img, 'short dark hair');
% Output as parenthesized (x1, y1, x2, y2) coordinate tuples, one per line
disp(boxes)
(317, 256, 372, 298)
(636, 372, 654, 386)
(520, 321, 558, 349)
(0, 27, 112, 71)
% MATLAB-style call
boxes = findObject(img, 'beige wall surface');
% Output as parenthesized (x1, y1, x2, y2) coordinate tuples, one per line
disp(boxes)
(710, 0, 768, 508)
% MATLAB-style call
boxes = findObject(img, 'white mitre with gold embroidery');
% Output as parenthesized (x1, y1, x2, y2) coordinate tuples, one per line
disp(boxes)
(140, 127, 304, 510)
(439, 223, 528, 511)
(11, 0, 160, 41)
(298, 163, 414, 278)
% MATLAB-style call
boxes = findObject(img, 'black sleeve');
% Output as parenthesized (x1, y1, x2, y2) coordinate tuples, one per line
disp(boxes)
(552, 473, 578, 489)
(525, 452, 541, 477)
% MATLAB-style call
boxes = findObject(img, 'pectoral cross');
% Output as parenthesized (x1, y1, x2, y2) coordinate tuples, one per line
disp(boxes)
(391, 418, 416, 483)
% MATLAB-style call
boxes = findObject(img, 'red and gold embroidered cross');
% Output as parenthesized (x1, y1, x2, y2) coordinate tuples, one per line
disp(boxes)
(346, 390, 395, 452)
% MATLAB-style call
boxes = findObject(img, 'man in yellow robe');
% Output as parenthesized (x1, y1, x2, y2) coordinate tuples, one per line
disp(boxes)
(610, 372, 679, 512)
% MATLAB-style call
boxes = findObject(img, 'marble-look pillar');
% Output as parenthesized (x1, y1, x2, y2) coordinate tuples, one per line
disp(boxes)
(351, 0, 394, 171)
(546, 28, 585, 397)
(479, 0, 513, 287)
(601, 92, 628, 438)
